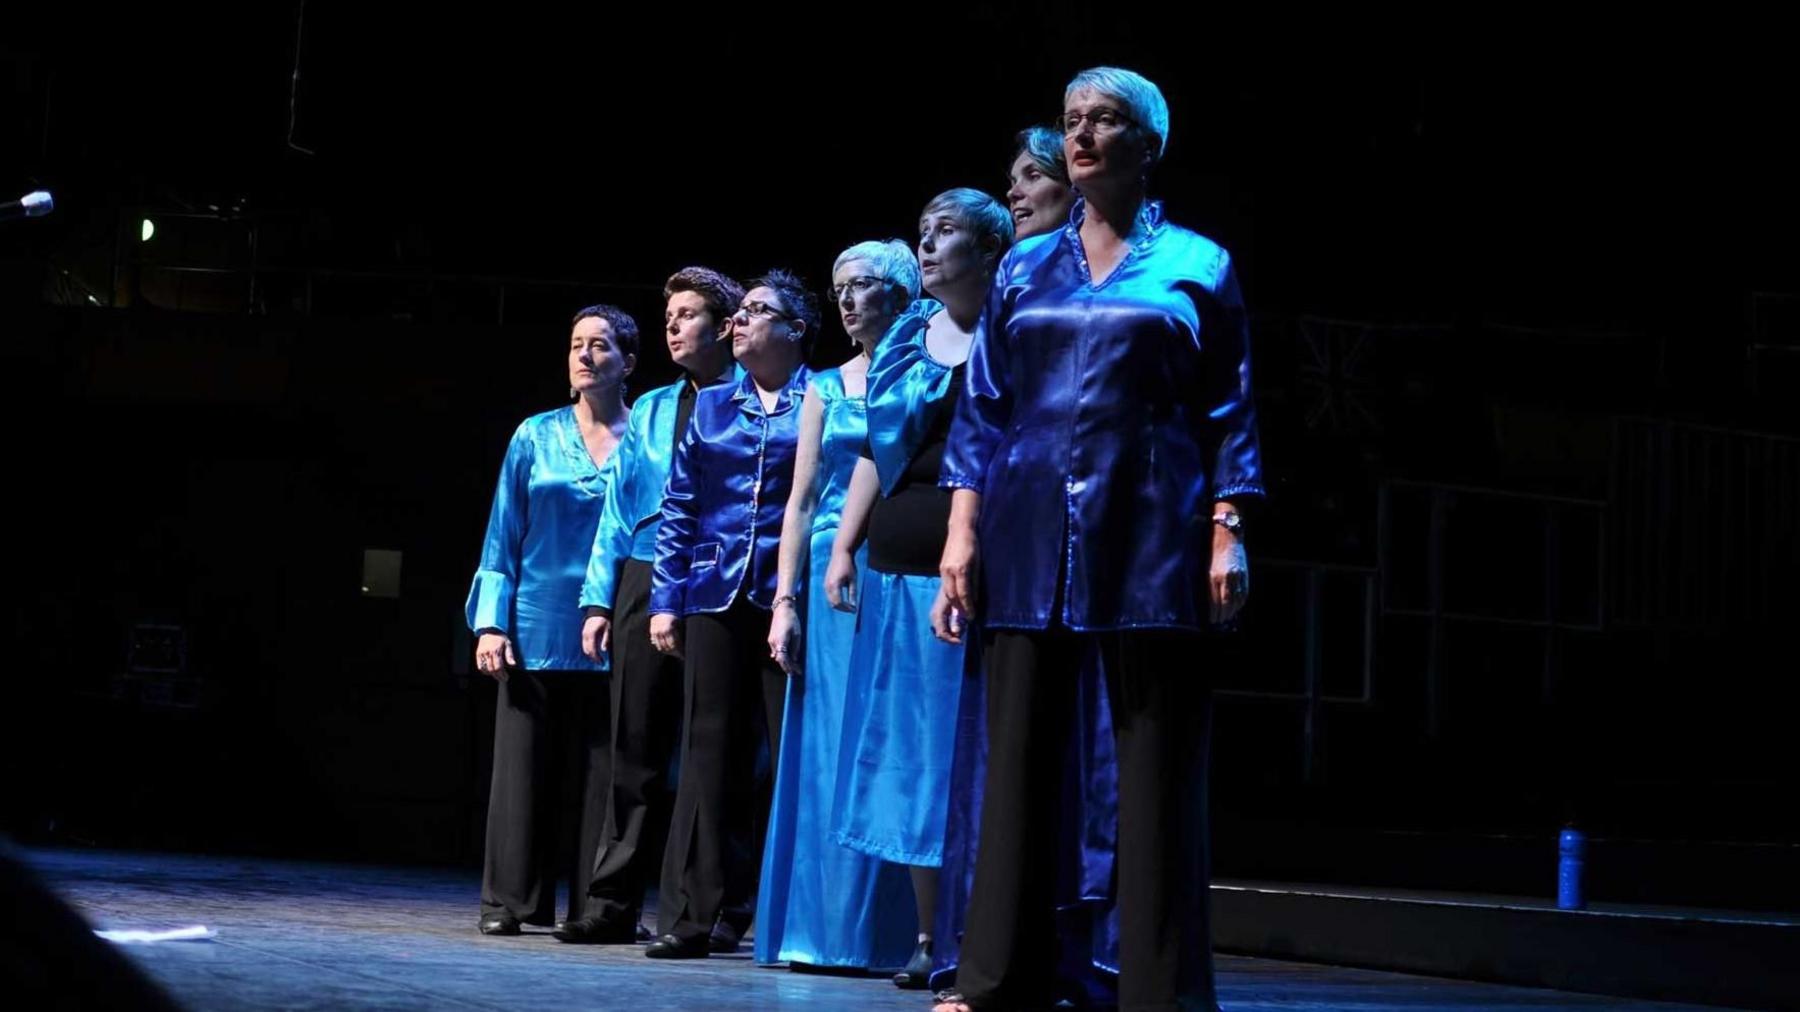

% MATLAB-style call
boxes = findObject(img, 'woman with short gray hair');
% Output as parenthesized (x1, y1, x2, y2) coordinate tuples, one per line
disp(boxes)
(933, 66, 1265, 1012)
(755, 240, 921, 970)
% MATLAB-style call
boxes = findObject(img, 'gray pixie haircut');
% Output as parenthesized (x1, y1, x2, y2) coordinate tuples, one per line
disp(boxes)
(1065, 66, 1170, 163)
(832, 239, 922, 304)
(922, 187, 1015, 259)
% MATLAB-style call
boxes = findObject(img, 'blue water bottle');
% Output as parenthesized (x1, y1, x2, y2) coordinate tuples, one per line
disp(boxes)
(1557, 825, 1586, 910)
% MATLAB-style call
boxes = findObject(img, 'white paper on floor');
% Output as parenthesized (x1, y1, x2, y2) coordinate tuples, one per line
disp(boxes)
(95, 926, 218, 943)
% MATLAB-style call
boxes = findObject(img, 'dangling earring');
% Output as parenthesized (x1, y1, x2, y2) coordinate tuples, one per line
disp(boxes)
(569, 387, 578, 400)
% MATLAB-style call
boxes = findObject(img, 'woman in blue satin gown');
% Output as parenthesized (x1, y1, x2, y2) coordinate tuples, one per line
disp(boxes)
(755, 241, 922, 969)
(822, 189, 1014, 990)
(465, 305, 637, 936)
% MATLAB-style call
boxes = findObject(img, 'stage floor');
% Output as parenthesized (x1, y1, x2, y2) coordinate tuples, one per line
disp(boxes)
(26, 848, 1724, 1010)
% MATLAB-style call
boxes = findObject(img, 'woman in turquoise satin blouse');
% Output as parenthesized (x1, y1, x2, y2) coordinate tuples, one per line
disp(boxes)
(465, 304, 637, 936)
(755, 240, 921, 970)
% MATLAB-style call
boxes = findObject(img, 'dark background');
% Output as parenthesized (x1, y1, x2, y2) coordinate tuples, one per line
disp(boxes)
(4, 7, 1796, 912)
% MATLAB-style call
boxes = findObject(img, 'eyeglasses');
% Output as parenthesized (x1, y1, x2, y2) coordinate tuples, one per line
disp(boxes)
(737, 300, 794, 322)
(1061, 107, 1135, 136)
(828, 276, 891, 302)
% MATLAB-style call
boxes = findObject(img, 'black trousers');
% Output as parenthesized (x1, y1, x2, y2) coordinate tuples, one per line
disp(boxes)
(956, 628, 1216, 1012)
(584, 558, 685, 927)
(655, 597, 787, 943)
(480, 667, 611, 924)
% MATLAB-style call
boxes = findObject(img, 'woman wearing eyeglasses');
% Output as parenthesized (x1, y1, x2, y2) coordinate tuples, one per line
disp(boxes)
(755, 241, 922, 970)
(823, 188, 1014, 990)
(930, 67, 1265, 1012)
(642, 270, 819, 960)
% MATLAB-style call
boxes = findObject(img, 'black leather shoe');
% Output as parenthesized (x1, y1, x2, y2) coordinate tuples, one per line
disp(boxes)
(645, 932, 711, 959)
(478, 913, 521, 936)
(708, 922, 741, 954)
(893, 938, 933, 989)
(552, 915, 639, 944)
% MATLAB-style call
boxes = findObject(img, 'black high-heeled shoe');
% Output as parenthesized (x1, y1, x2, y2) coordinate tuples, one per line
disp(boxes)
(893, 938, 933, 989)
